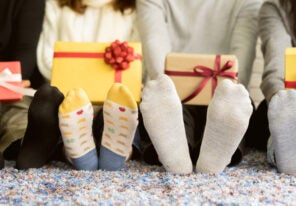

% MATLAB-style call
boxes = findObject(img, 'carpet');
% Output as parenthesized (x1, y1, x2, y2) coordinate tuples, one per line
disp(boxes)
(0, 150, 295, 205)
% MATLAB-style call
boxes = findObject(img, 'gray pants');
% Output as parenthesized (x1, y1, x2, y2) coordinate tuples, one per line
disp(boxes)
(0, 96, 32, 152)
(267, 137, 276, 166)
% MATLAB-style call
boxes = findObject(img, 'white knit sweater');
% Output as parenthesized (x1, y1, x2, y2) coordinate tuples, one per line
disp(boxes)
(37, 0, 138, 81)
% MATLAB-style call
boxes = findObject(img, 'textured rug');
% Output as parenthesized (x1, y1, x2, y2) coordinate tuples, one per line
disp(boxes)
(0, 150, 295, 205)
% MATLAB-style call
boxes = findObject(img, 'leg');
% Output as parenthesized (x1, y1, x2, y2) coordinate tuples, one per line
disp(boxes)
(0, 152, 3, 169)
(0, 96, 32, 156)
(196, 79, 252, 173)
(59, 88, 98, 171)
(16, 85, 64, 169)
(268, 89, 296, 174)
(140, 74, 192, 174)
(98, 83, 138, 171)
(245, 100, 270, 151)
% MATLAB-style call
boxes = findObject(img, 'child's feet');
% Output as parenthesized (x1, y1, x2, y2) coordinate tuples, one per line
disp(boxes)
(140, 74, 192, 174)
(59, 88, 98, 171)
(268, 90, 296, 174)
(196, 79, 252, 173)
(16, 85, 64, 169)
(98, 83, 138, 171)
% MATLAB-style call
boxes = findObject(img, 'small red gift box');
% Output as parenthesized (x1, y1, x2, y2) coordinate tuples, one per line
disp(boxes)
(0, 61, 23, 101)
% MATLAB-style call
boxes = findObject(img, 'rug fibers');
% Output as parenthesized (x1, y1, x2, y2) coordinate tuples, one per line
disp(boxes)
(0, 150, 295, 205)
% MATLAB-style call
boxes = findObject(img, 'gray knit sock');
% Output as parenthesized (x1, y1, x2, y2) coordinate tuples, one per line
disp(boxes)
(196, 79, 252, 173)
(140, 74, 193, 174)
(268, 90, 296, 174)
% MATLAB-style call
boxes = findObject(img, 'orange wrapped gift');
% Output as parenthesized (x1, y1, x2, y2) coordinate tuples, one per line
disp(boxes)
(51, 40, 142, 104)
(0, 61, 23, 101)
(165, 53, 238, 105)
(285, 48, 296, 89)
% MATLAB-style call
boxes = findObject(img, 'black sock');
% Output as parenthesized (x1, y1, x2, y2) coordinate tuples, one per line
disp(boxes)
(0, 152, 4, 169)
(3, 139, 22, 161)
(16, 84, 64, 169)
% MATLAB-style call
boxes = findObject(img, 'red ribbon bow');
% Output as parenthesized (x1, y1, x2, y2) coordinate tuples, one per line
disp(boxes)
(165, 55, 237, 103)
(54, 40, 141, 83)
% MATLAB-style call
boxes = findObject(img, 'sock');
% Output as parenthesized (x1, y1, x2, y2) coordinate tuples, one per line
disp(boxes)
(16, 84, 64, 169)
(140, 74, 192, 174)
(196, 79, 252, 173)
(59, 88, 98, 171)
(268, 89, 296, 174)
(3, 139, 22, 161)
(98, 83, 138, 171)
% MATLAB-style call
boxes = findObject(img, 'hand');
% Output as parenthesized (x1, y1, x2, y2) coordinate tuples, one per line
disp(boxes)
(21, 80, 31, 88)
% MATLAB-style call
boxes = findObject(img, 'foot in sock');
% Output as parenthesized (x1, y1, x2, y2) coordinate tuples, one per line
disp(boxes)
(140, 74, 192, 174)
(196, 79, 252, 173)
(268, 90, 296, 174)
(16, 85, 64, 169)
(59, 88, 98, 171)
(3, 139, 22, 161)
(98, 83, 138, 171)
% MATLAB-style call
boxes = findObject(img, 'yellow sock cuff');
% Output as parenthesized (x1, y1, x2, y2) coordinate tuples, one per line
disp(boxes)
(107, 83, 137, 109)
(59, 88, 91, 114)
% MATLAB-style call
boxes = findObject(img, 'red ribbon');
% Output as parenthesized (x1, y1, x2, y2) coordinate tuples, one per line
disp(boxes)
(165, 55, 238, 103)
(285, 81, 296, 88)
(53, 41, 141, 83)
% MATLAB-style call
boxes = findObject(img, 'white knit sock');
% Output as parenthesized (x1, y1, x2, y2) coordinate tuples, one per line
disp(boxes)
(140, 74, 192, 174)
(268, 90, 296, 174)
(196, 79, 252, 173)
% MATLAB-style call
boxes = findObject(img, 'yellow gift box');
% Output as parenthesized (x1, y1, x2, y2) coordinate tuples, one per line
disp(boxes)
(51, 41, 142, 104)
(285, 48, 296, 89)
(165, 53, 238, 105)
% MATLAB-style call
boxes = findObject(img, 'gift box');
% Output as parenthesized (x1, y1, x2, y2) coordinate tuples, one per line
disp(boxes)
(51, 40, 142, 104)
(0, 61, 23, 101)
(165, 53, 238, 105)
(285, 48, 296, 89)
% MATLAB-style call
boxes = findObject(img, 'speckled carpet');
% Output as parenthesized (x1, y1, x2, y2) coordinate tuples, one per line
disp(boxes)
(0, 149, 295, 205)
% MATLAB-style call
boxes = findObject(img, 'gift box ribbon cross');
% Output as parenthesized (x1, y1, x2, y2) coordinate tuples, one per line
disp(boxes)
(53, 40, 142, 83)
(165, 55, 238, 103)
(0, 68, 36, 97)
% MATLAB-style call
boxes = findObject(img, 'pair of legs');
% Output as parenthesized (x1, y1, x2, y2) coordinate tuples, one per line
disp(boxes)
(256, 90, 296, 174)
(16, 83, 138, 171)
(140, 74, 253, 174)
(58, 84, 138, 171)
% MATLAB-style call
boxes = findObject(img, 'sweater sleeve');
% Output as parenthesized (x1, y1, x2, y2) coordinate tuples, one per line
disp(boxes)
(136, 0, 171, 80)
(230, 0, 261, 88)
(259, 1, 292, 102)
(37, 0, 60, 81)
(11, 0, 45, 80)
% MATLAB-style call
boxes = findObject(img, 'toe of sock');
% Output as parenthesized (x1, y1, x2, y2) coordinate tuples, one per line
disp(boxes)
(106, 83, 137, 109)
(59, 88, 90, 114)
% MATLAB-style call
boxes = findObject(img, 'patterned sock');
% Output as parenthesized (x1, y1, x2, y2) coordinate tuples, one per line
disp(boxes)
(98, 83, 138, 171)
(16, 85, 64, 169)
(59, 88, 98, 171)
(196, 79, 252, 173)
(140, 74, 193, 174)
(268, 90, 296, 174)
